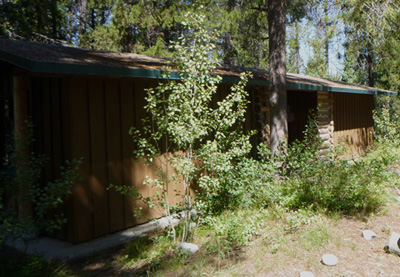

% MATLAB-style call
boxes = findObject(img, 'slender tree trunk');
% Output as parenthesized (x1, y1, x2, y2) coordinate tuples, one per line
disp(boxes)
(324, 29, 329, 76)
(79, 0, 87, 37)
(268, 0, 287, 153)
(295, 22, 300, 74)
(324, 2, 329, 76)
(367, 52, 374, 87)
(50, 0, 58, 39)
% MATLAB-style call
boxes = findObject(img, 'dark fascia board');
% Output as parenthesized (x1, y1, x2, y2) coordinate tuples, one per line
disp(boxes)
(286, 82, 396, 96)
(1, 50, 397, 96)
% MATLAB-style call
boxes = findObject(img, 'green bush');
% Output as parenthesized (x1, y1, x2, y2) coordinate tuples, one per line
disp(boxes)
(0, 121, 82, 246)
(281, 158, 388, 215)
(276, 114, 389, 215)
(373, 96, 400, 146)
(203, 210, 267, 258)
(194, 153, 278, 216)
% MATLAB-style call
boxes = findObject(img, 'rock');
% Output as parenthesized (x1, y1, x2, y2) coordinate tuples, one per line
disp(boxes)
(388, 232, 400, 255)
(178, 242, 199, 254)
(300, 271, 314, 277)
(157, 217, 170, 229)
(396, 169, 400, 177)
(397, 196, 400, 202)
(362, 230, 377, 240)
(321, 254, 338, 266)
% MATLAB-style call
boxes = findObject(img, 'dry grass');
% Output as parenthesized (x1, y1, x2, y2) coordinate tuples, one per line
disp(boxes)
(53, 200, 400, 277)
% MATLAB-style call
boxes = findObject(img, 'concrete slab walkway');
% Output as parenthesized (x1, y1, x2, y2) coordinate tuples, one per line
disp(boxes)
(7, 216, 179, 260)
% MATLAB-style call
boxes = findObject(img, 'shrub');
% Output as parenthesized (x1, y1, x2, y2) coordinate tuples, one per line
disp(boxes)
(0, 120, 82, 247)
(196, 143, 281, 215)
(277, 114, 389, 215)
(112, 12, 253, 243)
(373, 96, 400, 146)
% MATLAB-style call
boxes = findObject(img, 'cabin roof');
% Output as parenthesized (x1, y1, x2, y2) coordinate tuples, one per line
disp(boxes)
(0, 38, 396, 96)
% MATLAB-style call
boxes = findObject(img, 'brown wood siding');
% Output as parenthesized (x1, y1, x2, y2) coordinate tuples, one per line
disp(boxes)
(68, 79, 94, 242)
(26, 75, 375, 242)
(88, 79, 110, 238)
(0, 62, 13, 172)
(333, 93, 374, 157)
(27, 76, 271, 243)
(120, 79, 136, 228)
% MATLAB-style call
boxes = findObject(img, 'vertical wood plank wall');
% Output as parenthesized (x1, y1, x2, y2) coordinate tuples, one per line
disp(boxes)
(29, 76, 262, 243)
(0, 61, 13, 172)
(27, 74, 377, 242)
(333, 92, 374, 157)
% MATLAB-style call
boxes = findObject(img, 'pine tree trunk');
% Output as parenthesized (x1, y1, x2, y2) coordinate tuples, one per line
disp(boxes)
(79, 0, 87, 36)
(295, 22, 300, 74)
(324, 1, 329, 76)
(268, 0, 287, 153)
(367, 52, 374, 87)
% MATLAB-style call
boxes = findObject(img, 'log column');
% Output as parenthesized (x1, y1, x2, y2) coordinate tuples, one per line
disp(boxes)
(13, 68, 32, 218)
(317, 91, 334, 153)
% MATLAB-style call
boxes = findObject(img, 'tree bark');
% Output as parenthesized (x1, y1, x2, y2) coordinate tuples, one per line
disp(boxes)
(295, 22, 300, 74)
(268, 0, 287, 153)
(324, 1, 329, 76)
(367, 52, 374, 87)
(79, 0, 88, 36)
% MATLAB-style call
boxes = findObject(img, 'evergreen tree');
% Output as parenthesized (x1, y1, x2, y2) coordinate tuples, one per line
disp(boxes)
(304, 0, 339, 78)
(0, 0, 71, 43)
(287, 21, 303, 74)
(268, 0, 287, 153)
(211, 0, 270, 68)
(78, 0, 199, 55)
(340, 0, 400, 90)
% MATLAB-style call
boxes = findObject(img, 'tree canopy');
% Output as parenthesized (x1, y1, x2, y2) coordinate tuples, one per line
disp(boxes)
(1, 0, 399, 109)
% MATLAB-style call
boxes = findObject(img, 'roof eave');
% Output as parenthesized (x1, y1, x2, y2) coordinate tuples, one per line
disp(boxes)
(0, 50, 397, 96)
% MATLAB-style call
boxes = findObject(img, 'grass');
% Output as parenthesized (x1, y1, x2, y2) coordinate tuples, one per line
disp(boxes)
(2, 144, 400, 276)
(3, 202, 400, 276)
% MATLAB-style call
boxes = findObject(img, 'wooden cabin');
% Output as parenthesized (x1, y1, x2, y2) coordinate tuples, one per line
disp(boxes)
(0, 39, 396, 243)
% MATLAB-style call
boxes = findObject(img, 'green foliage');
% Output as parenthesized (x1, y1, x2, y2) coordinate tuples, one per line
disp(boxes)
(0, 0, 70, 41)
(280, 111, 322, 175)
(116, 11, 253, 243)
(373, 96, 400, 146)
(298, 220, 331, 251)
(340, 0, 400, 90)
(283, 158, 388, 214)
(0, 121, 82, 246)
(203, 209, 267, 258)
(196, 142, 282, 216)
(276, 116, 389, 215)
(123, 236, 154, 261)
(0, 251, 51, 277)
(304, 0, 338, 78)
(287, 21, 303, 74)
(79, 0, 199, 54)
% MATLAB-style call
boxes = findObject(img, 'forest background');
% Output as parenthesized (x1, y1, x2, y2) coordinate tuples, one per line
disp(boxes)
(1, 0, 399, 94)
(2, 2, 400, 275)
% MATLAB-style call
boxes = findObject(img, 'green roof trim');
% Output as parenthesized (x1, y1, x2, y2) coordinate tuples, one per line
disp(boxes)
(0, 50, 396, 96)
(286, 82, 395, 96)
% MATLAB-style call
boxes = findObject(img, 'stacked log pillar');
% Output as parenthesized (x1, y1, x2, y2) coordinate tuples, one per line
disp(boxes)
(317, 91, 334, 154)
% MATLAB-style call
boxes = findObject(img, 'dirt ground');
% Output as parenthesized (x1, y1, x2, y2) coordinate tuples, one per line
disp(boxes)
(62, 201, 400, 277)
(226, 203, 400, 276)
(4, 201, 400, 276)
